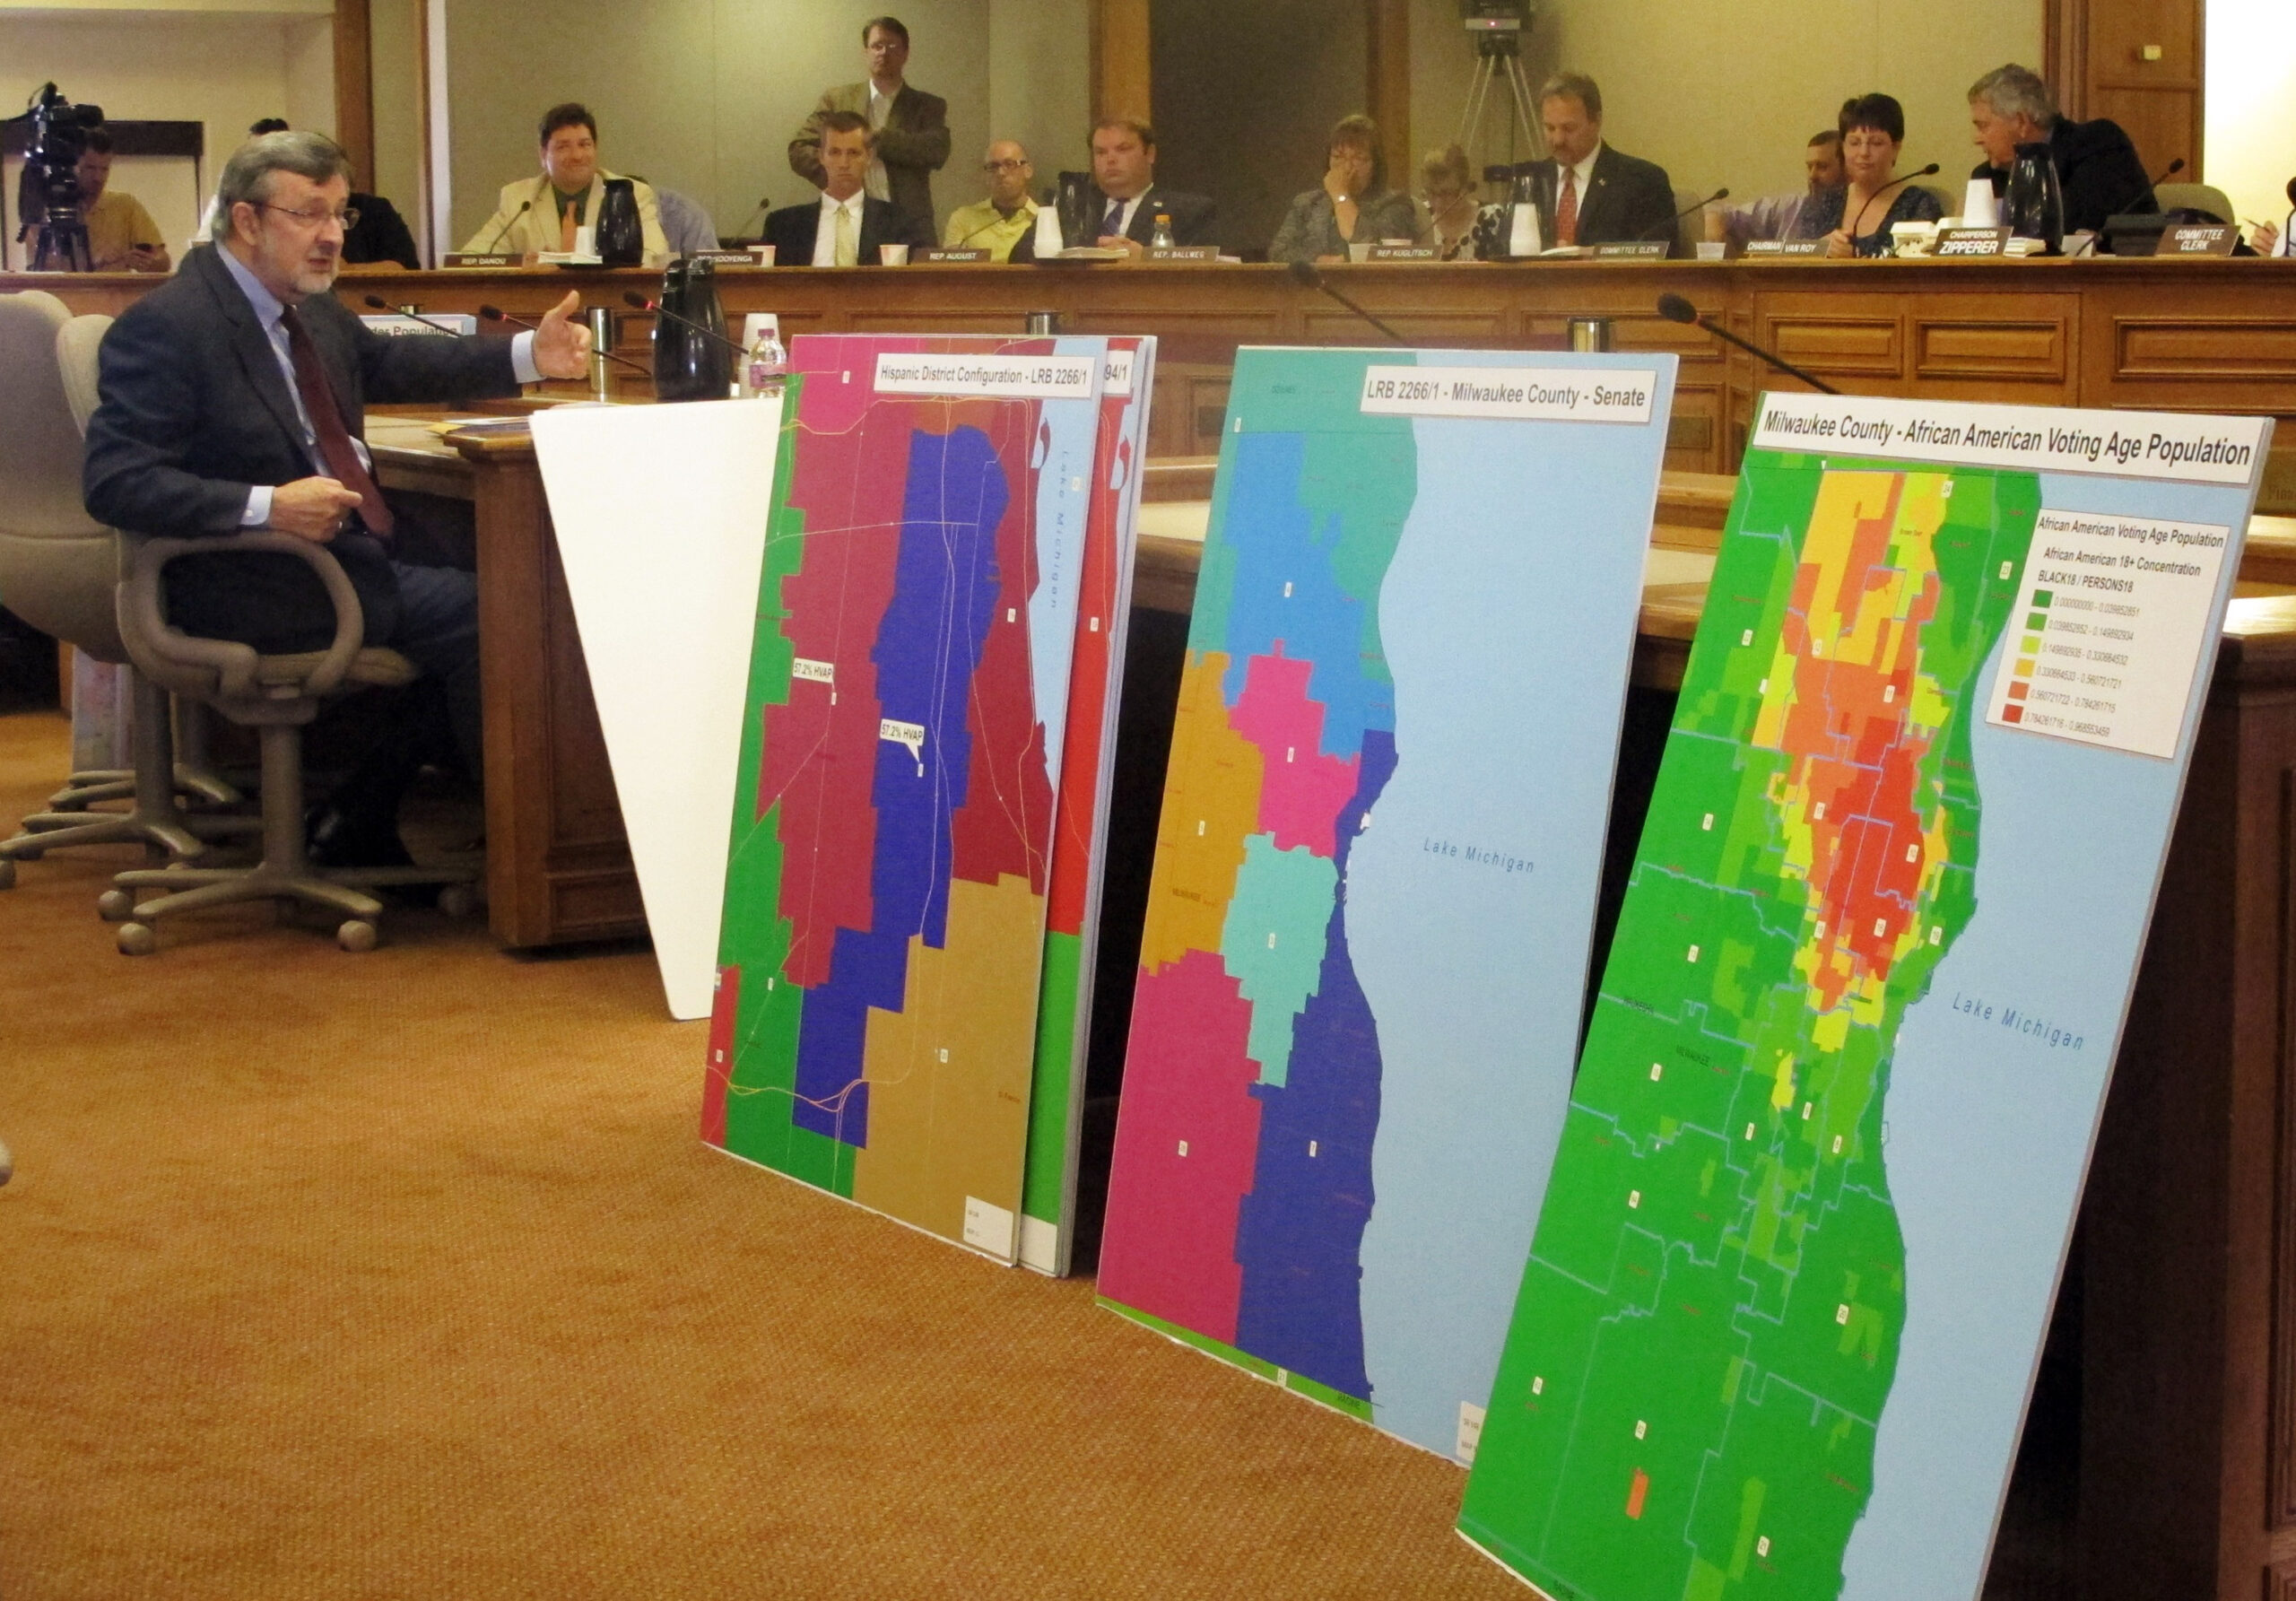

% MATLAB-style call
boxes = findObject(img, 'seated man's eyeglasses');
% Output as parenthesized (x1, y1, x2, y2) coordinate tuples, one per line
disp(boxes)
(257, 202, 362, 230)
(981, 159, 1026, 174)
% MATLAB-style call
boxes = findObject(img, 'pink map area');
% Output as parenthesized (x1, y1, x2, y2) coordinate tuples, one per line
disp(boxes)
(1096, 948, 1265, 1343)
(1229, 647, 1361, 858)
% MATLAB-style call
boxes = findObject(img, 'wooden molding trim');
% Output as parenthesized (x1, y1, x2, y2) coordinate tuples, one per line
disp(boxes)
(1092, 0, 1152, 125)
(1368, 0, 1411, 192)
(333, 0, 375, 192)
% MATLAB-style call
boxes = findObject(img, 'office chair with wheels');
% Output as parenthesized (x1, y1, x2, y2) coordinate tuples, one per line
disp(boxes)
(107, 528, 476, 953)
(0, 293, 219, 886)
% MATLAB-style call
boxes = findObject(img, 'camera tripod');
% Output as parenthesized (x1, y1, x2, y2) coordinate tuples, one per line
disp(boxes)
(1454, 32, 1545, 171)
(29, 210, 92, 273)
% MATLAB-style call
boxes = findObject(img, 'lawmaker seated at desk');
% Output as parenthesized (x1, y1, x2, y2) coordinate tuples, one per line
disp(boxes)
(76, 129, 170, 274)
(462, 101, 667, 259)
(1795, 94, 1942, 257)
(1013, 118, 1217, 261)
(1708, 130, 1843, 247)
(81, 132, 593, 866)
(940, 141, 1038, 260)
(1968, 64, 2155, 237)
(1417, 144, 1481, 260)
(766, 112, 934, 265)
(1524, 73, 1679, 251)
(1269, 113, 1415, 264)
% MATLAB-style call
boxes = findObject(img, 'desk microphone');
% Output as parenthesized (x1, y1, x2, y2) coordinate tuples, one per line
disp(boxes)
(622, 290, 752, 357)
(735, 196, 772, 239)
(1848, 163, 1941, 242)
(1286, 259, 1406, 344)
(1642, 187, 1729, 242)
(475, 200, 531, 254)
(2112, 155, 2185, 218)
(1657, 293, 1840, 396)
(361, 293, 470, 337)
(477, 303, 653, 374)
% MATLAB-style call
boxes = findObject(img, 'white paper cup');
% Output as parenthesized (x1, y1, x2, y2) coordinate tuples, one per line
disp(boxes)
(752, 243, 776, 266)
(879, 243, 910, 265)
(1347, 241, 1371, 263)
(1962, 178, 2000, 228)
(574, 224, 596, 257)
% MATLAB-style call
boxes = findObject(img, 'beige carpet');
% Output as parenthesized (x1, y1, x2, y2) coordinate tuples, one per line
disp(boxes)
(0, 709, 1526, 1600)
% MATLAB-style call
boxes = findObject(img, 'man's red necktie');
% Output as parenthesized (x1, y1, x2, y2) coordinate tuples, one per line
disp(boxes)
(279, 304, 394, 536)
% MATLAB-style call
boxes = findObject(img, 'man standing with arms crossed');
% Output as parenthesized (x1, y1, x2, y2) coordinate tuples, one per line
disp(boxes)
(789, 16, 950, 246)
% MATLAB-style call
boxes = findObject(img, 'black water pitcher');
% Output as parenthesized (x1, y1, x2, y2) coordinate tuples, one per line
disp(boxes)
(595, 176, 644, 267)
(2001, 142, 2065, 255)
(651, 258, 732, 401)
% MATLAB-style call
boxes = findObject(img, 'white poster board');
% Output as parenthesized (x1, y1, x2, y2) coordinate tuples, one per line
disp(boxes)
(532, 398, 781, 1019)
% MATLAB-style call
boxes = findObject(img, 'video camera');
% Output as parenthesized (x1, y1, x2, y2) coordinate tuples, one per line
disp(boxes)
(1461, 0, 1535, 56)
(10, 83, 107, 271)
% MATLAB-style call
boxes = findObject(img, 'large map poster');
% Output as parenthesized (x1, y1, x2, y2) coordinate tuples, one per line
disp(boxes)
(703, 335, 1106, 1263)
(1019, 337, 1156, 1275)
(1097, 347, 1679, 1458)
(1460, 395, 2271, 1599)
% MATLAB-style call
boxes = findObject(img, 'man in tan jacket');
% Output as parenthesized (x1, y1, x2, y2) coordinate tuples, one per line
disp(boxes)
(787, 16, 950, 242)
(463, 102, 667, 259)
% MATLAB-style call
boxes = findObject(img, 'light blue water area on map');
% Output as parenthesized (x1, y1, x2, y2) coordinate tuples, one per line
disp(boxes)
(1025, 337, 1109, 789)
(1348, 352, 1677, 1459)
(1839, 470, 2257, 1598)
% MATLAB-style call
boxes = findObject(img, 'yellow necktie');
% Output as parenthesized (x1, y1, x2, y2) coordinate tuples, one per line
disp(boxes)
(834, 202, 857, 268)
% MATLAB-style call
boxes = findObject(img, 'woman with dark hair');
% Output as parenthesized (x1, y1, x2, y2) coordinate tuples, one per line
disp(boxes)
(1795, 93, 1942, 257)
(1270, 114, 1416, 263)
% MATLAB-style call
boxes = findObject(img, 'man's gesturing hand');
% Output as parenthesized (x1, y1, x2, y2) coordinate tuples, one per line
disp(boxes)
(531, 290, 595, 379)
(270, 477, 367, 542)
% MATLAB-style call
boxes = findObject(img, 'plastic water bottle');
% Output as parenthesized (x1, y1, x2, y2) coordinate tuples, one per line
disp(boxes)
(746, 323, 787, 398)
(1150, 212, 1176, 250)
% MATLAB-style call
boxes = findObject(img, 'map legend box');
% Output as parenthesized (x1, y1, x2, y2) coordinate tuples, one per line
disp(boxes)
(1985, 509, 2232, 759)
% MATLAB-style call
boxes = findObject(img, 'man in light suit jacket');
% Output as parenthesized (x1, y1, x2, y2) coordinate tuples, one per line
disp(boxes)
(1008, 118, 1219, 262)
(86, 132, 591, 858)
(788, 16, 950, 243)
(1524, 73, 1680, 253)
(462, 102, 667, 259)
(768, 112, 935, 265)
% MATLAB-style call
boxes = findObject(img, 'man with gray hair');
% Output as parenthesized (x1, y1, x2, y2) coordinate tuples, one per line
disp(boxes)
(1968, 64, 2157, 236)
(83, 130, 593, 866)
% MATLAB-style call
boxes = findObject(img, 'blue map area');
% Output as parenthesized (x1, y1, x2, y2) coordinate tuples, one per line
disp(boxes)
(792, 425, 1005, 1145)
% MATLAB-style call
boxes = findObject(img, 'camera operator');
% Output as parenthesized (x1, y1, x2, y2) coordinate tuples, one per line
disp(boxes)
(77, 128, 170, 273)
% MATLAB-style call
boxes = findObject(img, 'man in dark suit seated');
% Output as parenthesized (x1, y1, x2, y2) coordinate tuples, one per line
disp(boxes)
(1967, 65, 2156, 237)
(767, 111, 934, 265)
(1010, 117, 1218, 261)
(83, 131, 592, 863)
(1523, 72, 1678, 252)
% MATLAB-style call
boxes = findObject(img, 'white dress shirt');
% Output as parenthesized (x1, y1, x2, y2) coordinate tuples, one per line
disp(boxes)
(217, 245, 538, 527)
(813, 190, 867, 266)
(1554, 144, 1603, 236)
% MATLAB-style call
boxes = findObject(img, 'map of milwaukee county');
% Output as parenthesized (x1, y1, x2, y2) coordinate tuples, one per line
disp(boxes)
(1459, 463, 2039, 1600)
(702, 335, 1103, 1262)
(1097, 345, 1676, 1458)
(1020, 337, 1155, 1276)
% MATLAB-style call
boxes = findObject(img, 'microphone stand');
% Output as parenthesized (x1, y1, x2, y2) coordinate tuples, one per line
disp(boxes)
(1285, 260, 1406, 344)
(1657, 293, 1839, 396)
(622, 290, 752, 358)
(474, 200, 531, 255)
(478, 303, 653, 373)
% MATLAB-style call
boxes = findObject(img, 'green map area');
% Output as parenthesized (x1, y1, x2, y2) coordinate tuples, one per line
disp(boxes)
(1460, 458, 2039, 1599)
